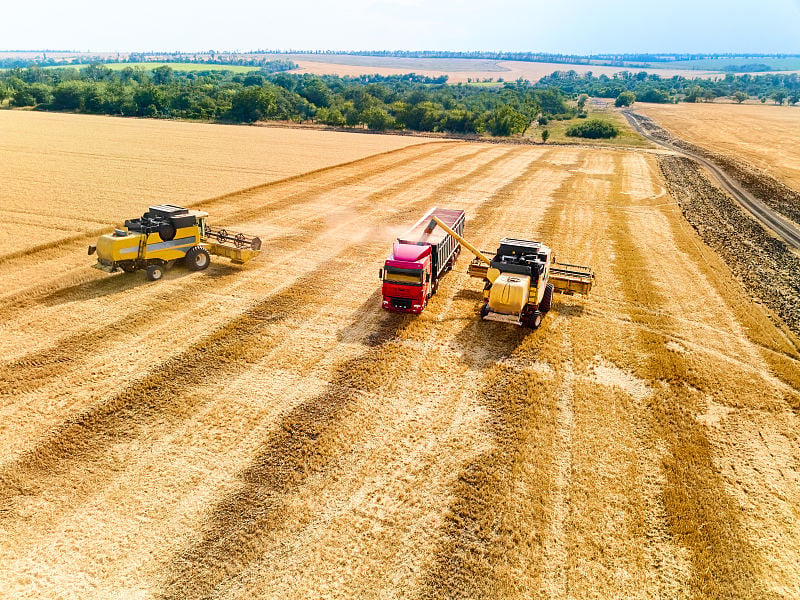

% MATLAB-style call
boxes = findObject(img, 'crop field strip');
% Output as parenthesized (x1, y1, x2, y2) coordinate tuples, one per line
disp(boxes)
(1, 130, 799, 598)
(0, 142, 542, 596)
(0, 143, 503, 464)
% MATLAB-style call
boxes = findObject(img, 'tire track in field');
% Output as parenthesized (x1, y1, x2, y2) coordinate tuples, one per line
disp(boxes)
(154, 149, 546, 599)
(603, 153, 774, 599)
(0, 143, 457, 310)
(0, 143, 455, 310)
(418, 151, 586, 599)
(189, 142, 454, 216)
(0, 143, 499, 400)
(0, 251, 368, 515)
(0, 143, 514, 522)
(158, 312, 414, 600)
(0, 146, 478, 390)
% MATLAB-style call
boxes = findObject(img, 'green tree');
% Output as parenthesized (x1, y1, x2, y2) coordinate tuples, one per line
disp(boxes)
(614, 91, 635, 107)
(300, 78, 332, 108)
(485, 105, 528, 136)
(29, 83, 53, 104)
(566, 118, 619, 139)
(789, 92, 800, 106)
(11, 88, 35, 107)
(229, 86, 277, 122)
(684, 86, 703, 103)
(772, 90, 787, 105)
(315, 106, 346, 127)
(152, 65, 174, 85)
(732, 91, 748, 103)
(361, 106, 395, 130)
(577, 93, 588, 110)
(636, 88, 669, 103)
(52, 81, 87, 110)
(541, 129, 550, 143)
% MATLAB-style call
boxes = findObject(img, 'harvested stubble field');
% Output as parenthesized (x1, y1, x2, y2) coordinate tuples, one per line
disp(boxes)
(636, 103, 800, 194)
(0, 115, 799, 599)
(282, 54, 720, 83)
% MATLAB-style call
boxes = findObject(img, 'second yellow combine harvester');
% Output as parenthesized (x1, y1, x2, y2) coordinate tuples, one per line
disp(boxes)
(88, 204, 261, 281)
(430, 216, 593, 328)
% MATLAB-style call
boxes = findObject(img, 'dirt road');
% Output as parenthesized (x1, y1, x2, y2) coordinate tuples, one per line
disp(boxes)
(1, 139, 799, 598)
(622, 109, 800, 248)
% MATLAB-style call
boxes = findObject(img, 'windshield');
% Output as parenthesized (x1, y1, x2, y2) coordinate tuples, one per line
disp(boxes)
(384, 266, 423, 286)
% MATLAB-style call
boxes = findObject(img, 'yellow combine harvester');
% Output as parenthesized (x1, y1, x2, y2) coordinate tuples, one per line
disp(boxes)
(430, 216, 593, 328)
(88, 204, 262, 281)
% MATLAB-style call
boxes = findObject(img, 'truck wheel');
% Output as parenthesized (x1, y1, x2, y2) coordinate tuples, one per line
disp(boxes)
(539, 283, 554, 313)
(185, 246, 210, 271)
(120, 262, 137, 273)
(146, 264, 164, 281)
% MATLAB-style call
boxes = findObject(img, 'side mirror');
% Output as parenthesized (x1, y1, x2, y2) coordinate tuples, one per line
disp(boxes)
(378, 268, 384, 279)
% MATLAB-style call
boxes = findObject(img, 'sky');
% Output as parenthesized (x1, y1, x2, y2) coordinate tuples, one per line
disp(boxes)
(3, 0, 800, 54)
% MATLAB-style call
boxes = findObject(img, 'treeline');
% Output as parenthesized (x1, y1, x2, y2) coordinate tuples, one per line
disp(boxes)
(258, 50, 800, 67)
(0, 65, 575, 135)
(536, 70, 800, 104)
(0, 55, 296, 70)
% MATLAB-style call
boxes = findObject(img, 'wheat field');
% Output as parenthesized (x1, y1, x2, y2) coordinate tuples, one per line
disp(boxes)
(636, 102, 800, 192)
(0, 114, 799, 598)
(0, 111, 432, 258)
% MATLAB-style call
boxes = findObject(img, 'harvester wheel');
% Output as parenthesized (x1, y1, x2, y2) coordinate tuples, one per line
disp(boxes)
(520, 307, 543, 329)
(185, 246, 210, 271)
(480, 302, 490, 318)
(146, 264, 164, 281)
(120, 262, 137, 273)
(539, 283, 554, 313)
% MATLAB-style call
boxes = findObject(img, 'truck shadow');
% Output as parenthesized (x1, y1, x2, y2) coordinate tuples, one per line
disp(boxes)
(337, 288, 407, 346)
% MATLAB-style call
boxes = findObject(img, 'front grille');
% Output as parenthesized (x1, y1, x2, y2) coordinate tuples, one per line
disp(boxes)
(390, 297, 412, 309)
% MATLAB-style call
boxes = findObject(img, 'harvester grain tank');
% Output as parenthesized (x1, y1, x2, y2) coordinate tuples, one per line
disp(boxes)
(380, 207, 465, 313)
(88, 204, 262, 281)
(429, 216, 594, 328)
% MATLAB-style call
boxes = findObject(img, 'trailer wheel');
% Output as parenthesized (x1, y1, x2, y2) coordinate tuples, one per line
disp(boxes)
(539, 283, 554, 313)
(120, 262, 137, 273)
(185, 246, 210, 271)
(146, 264, 164, 281)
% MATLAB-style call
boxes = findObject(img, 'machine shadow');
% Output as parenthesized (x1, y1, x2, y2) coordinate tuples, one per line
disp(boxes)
(40, 262, 241, 306)
(158, 309, 409, 599)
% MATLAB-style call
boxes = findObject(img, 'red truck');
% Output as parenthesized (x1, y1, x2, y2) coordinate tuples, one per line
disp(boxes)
(380, 207, 465, 313)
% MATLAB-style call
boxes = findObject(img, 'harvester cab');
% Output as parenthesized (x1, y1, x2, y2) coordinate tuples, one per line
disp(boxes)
(88, 204, 262, 281)
(429, 216, 594, 328)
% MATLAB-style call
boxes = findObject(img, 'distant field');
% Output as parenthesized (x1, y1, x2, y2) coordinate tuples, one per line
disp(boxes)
(42, 62, 260, 73)
(0, 111, 432, 258)
(648, 57, 800, 71)
(284, 54, 722, 83)
(636, 102, 800, 191)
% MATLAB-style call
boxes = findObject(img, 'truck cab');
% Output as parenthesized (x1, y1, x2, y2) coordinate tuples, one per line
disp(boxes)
(381, 242, 432, 313)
